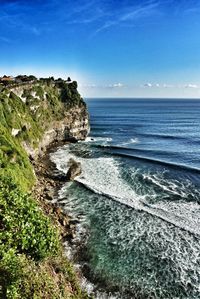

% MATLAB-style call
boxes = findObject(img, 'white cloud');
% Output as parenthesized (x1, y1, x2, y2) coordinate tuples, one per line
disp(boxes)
(111, 83, 124, 88)
(142, 83, 163, 88)
(94, 1, 160, 35)
(143, 83, 153, 87)
(120, 2, 159, 22)
(81, 82, 125, 89)
(184, 84, 198, 88)
(142, 82, 200, 89)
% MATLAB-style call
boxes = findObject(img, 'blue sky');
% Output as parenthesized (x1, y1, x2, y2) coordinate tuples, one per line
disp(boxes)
(1, 0, 200, 98)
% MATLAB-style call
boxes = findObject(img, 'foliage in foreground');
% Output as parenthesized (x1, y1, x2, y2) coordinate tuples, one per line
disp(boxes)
(0, 179, 89, 298)
(0, 177, 60, 260)
(0, 251, 89, 299)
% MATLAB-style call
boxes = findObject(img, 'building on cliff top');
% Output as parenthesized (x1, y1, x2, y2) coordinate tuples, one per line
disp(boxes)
(0, 75, 15, 82)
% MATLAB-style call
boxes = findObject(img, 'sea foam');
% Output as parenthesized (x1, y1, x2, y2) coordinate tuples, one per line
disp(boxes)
(51, 144, 200, 237)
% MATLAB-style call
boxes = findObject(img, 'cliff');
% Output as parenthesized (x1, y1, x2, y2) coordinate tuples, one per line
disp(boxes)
(9, 82, 89, 158)
(0, 79, 89, 189)
(0, 79, 90, 298)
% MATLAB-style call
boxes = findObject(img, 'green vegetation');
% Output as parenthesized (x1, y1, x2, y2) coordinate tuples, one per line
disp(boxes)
(57, 81, 82, 106)
(0, 177, 59, 260)
(0, 124, 35, 191)
(15, 75, 38, 82)
(0, 80, 89, 298)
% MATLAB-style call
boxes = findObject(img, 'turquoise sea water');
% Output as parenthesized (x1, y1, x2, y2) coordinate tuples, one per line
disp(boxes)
(51, 99, 200, 298)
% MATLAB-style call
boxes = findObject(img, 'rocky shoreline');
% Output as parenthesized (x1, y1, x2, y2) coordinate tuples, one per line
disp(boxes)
(31, 141, 111, 296)
(31, 141, 138, 299)
(31, 141, 78, 246)
(31, 141, 98, 296)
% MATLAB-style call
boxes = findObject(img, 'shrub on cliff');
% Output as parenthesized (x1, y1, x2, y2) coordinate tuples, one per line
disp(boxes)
(0, 252, 89, 299)
(0, 176, 60, 298)
(0, 176, 60, 260)
(68, 81, 81, 105)
(0, 124, 35, 191)
(59, 81, 71, 102)
(58, 80, 82, 106)
(0, 177, 90, 298)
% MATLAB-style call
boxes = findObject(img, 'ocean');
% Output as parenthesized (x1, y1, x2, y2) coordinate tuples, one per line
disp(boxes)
(51, 98, 200, 299)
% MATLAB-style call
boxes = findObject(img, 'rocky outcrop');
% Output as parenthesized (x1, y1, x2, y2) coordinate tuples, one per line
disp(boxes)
(66, 158, 82, 181)
(10, 83, 38, 102)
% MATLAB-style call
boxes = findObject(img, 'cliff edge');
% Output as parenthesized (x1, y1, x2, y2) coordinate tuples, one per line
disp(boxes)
(0, 78, 90, 298)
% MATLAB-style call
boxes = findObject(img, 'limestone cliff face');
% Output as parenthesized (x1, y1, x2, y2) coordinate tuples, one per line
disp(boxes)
(23, 104, 90, 158)
(0, 80, 90, 161)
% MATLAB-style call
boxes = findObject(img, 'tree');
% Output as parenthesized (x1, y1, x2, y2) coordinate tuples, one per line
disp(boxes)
(28, 75, 37, 81)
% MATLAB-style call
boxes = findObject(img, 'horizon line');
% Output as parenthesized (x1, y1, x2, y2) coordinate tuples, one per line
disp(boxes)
(84, 97, 200, 100)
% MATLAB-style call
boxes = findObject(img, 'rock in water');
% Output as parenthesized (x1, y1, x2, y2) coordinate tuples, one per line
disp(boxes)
(66, 158, 82, 180)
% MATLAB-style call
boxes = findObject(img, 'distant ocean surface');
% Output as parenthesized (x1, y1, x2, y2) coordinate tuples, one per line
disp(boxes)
(51, 98, 200, 299)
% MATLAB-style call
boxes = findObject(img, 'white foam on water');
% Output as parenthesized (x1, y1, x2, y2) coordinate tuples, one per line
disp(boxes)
(142, 172, 190, 198)
(51, 145, 200, 238)
(51, 144, 200, 298)
(84, 136, 112, 144)
(78, 177, 200, 237)
(120, 137, 139, 146)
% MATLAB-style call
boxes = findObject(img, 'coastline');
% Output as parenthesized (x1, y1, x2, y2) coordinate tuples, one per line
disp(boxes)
(31, 140, 78, 247)
(0, 79, 92, 297)
(30, 98, 200, 299)
(31, 141, 101, 298)
(32, 141, 138, 299)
